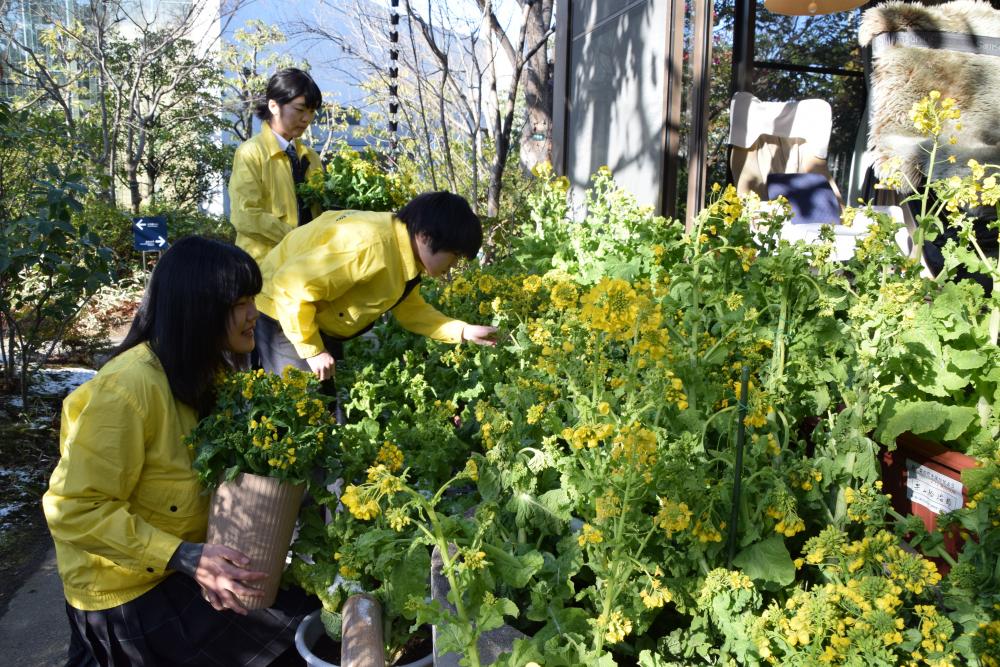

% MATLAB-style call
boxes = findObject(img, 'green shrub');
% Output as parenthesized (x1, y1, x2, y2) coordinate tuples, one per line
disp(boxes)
(147, 207, 234, 244)
(0, 169, 115, 405)
(74, 199, 134, 262)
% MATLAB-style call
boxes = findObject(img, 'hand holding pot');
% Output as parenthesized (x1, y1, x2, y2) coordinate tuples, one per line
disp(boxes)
(194, 543, 268, 615)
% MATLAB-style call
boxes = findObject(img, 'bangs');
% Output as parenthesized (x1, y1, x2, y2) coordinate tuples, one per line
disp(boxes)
(302, 85, 322, 111)
(222, 247, 263, 302)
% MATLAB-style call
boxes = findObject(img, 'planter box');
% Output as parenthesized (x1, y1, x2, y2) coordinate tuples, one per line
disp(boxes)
(880, 432, 978, 566)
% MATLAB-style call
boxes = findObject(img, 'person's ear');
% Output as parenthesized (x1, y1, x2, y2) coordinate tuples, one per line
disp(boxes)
(267, 99, 281, 118)
(414, 232, 432, 249)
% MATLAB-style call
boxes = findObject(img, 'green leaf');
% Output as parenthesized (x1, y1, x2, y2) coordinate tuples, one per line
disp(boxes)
(732, 535, 795, 586)
(638, 650, 673, 667)
(590, 654, 619, 667)
(807, 385, 831, 414)
(387, 546, 430, 616)
(482, 545, 544, 588)
(476, 595, 518, 633)
(961, 465, 995, 495)
(477, 464, 501, 502)
(531, 607, 591, 645)
(491, 639, 544, 667)
(879, 400, 977, 444)
(536, 488, 573, 523)
(948, 348, 987, 370)
(435, 620, 471, 657)
(320, 609, 343, 641)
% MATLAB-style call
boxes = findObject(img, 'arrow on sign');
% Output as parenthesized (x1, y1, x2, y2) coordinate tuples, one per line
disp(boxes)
(135, 220, 147, 230)
(155, 236, 166, 247)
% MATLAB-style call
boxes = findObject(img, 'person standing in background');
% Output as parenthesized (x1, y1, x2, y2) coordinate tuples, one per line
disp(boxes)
(229, 67, 324, 264)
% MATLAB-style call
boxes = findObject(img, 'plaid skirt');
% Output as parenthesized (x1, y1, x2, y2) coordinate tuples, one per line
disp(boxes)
(66, 573, 319, 666)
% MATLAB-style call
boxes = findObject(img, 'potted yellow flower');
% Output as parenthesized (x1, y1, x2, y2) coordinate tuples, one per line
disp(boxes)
(188, 367, 337, 609)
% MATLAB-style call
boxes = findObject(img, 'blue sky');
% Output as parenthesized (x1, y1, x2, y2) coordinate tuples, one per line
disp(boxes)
(223, 0, 521, 107)
(224, 0, 365, 105)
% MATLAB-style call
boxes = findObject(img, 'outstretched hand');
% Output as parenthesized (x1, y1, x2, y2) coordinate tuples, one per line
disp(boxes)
(306, 351, 336, 381)
(194, 543, 267, 615)
(462, 324, 498, 346)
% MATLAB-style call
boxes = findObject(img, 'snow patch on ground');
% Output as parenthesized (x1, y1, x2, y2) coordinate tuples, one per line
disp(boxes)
(0, 469, 34, 485)
(33, 367, 96, 396)
(0, 366, 95, 411)
(0, 502, 25, 520)
(0, 468, 45, 532)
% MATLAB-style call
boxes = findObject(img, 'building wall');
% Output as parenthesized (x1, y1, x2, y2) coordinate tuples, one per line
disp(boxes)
(557, 0, 670, 212)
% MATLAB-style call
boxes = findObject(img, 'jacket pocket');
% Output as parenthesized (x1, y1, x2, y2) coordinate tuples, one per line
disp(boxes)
(131, 477, 209, 533)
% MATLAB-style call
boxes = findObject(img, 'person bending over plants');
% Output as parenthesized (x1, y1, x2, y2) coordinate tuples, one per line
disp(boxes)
(43, 237, 318, 666)
(254, 191, 498, 382)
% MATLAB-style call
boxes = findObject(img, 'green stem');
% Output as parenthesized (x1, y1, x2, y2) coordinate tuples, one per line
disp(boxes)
(990, 306, 1000, 348)
(700, 321, 743, 363)
(768, 284, 789, 395)
(688, 219, 705, 388)
(426, 502, 482, 667)
(699, 405, 738, 452)
(988, 234, 1000, 344)
(407, 486, 481, 667)
(921, 141, 938, 222)
(591, 474, 644, 658)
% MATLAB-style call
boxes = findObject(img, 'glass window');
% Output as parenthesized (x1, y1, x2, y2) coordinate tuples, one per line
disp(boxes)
(750, 7, 866, 193)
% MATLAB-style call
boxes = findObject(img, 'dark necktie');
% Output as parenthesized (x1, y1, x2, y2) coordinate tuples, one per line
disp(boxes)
(285, 143, 312, 225)
(285, 144, 305, 183)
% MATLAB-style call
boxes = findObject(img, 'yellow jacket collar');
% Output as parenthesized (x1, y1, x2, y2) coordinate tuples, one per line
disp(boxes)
(393, 218, 422, 281)
(260, 127, 295, 159)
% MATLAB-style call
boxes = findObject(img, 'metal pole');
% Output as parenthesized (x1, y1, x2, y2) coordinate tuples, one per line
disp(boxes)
(731, 0, 756, 95)
(686, 0, 716, 230)
(726, 365, 750, 568)
(661, 0, 687, 220)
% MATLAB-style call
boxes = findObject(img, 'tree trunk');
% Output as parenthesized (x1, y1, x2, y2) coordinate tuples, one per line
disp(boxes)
(127, 148, 143, 214)
(481, 0, 552, 217)
(487, 96, 518, 218)
(518, 0, 554, 173)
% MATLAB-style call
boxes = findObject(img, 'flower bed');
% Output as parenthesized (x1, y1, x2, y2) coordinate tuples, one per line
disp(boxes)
(288, 94, 1000, 666)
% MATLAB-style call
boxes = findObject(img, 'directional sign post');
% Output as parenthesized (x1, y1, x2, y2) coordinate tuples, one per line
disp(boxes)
(132, 216, 168, 251)
(133, 216, 168, 283)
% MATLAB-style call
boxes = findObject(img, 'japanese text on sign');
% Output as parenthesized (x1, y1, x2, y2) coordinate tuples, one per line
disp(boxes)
(905, 459, 965, 515)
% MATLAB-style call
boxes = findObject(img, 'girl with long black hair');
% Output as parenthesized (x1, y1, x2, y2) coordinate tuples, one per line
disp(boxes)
(44, 236, 317, 666)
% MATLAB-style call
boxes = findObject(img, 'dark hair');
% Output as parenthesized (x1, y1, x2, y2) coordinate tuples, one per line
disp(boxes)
(396, 191, 483, 259)
(114, 236, 262, 416)
(254, 67, 322, 121)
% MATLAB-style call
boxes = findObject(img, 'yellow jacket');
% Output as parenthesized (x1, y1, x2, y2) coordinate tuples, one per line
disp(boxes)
(257, 210, 467, 359)
(229, 129, 322, 263)
(43, 343, 208, 611)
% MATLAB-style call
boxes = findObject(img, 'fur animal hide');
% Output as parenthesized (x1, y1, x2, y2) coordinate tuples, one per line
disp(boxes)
(860, 0, 1000, 192)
